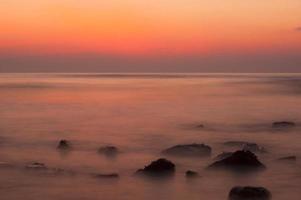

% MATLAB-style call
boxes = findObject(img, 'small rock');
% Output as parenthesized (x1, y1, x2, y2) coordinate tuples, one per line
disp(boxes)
(272, 121, 295, 128)
(229, 186, 271, 200)
(162, 143, 211, 157)
(93, 173, 119, 179)
(57, 140, 71, 150)
(26, 162, 47, 170)
(185, 170, 199, 178)
(98, 146, 119, 156)
(277, 156, 297, 162)
(136, 158, 175, 176)
(196, 124, 205, 128)
(208, 150, 265, 171)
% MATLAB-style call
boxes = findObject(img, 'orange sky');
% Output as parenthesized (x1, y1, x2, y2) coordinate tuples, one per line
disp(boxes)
(0, 0, 300, 72)
(1, 0, 301, 56)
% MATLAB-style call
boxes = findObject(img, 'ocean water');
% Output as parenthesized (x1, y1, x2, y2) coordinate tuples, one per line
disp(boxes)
(0, 73, 301, 200)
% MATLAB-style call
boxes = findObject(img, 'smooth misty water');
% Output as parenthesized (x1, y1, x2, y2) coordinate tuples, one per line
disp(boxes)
(0, 73, 301, 200)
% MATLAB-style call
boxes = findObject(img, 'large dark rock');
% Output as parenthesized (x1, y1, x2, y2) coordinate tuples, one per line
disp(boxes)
(228, 186, 271, 200)
(136, 158, 175, 176)
(57, 140, 71, 150)
(98, 146, 119, 156)
(208, 150, 265, 171)
(162, 143, 211, 157)
(272, 121, 295, 128)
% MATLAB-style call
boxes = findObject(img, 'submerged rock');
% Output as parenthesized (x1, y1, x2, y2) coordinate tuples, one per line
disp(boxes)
(98, 146, 119, 156)
(26, 162, 47, 170)
(136, 158, 175, 176)
(57, 140, 71, 150)
(228, 186, 271, 200)
(162, 143, 211, 157)
(277, 156, 297, 162)
(185, 170, 199, 178)
(208, 150, 265, 171)
(93, 173, 119, 179)
(196, 124, 205, 128)
(272, 121, 295, 128)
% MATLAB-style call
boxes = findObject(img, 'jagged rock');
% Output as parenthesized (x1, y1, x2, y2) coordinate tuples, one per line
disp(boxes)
(93, 173, 119, 179)
(272, 121, 295, 128)
(162, 143, 211, 157)
(228, 186, 271, 200)
(185, 170, 199, 178)
(136, 158, 175, 176)
(57, 140, 71, 150)
(277, 156, 297, 162)
(98, 146, 119, 156)
(208, 150, 265, 171)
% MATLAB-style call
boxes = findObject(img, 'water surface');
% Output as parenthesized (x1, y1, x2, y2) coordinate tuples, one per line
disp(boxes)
(0, 73, 301, 200)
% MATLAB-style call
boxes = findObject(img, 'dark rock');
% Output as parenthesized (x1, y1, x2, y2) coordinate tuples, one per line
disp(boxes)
(272, 121, 295, 128)
(162, 143, 211, 157)
(229, 186, 271, 200)
(208, 150, 265, 171)
(26, 162, 47, 170)
(57, 140, 71, 150)
(214, 152, 233, 160)
(277, 156, 297, 162)
(93, 173, 119, 179)
(98, 146, 119, 156)
(136, 158, 175, 176)
(185, 170, 199, 178)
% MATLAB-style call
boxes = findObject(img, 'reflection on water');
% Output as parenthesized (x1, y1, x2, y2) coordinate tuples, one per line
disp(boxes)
(0, 73, 301, 200)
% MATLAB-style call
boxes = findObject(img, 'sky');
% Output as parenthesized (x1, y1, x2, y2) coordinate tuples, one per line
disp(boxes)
(0, 0, 300, 72)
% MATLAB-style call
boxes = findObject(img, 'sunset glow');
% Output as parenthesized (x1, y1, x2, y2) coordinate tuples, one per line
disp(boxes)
(0, 0, 301, 72)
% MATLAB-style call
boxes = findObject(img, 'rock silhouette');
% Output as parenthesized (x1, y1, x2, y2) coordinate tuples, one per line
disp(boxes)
(208, 150, 265, 171)
(93, 173, 119, 179)
(98, 146, 119, 156)
(162, 143, 211, 157)
(185, 170, 199, 178)
(228, 186, 271, 200)
(136, 158, 175, 176)
(57, 140, 71, 150)
(272, 121, 295, 128)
